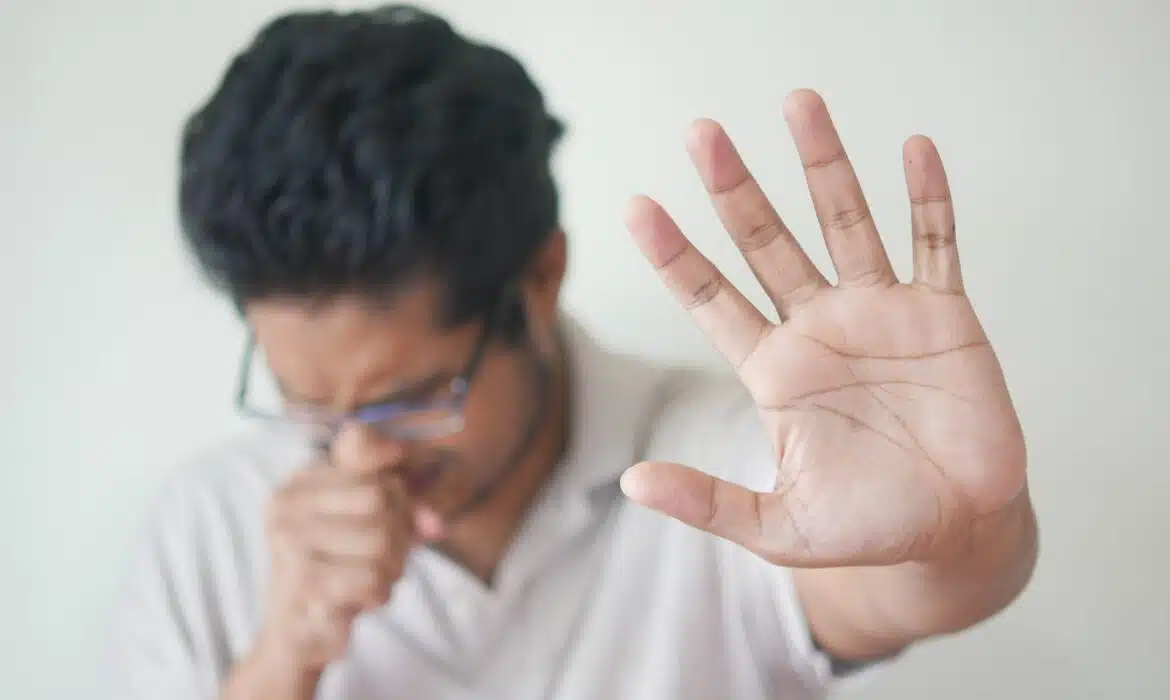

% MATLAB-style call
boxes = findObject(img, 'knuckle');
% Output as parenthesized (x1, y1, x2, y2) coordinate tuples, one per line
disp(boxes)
(378, 474, 407, 505)
(910, 193, 952, 207)
(294, 566, 323, 600)
(357, 572, 380, 597)
(318, 628, 347, 660)
(323, 641, 344, 661)
(709, 168, 751, 197)
(289, 624, 316, 654)
(369, 528, 396, 559)
(735, 219, 782, 253)
(383, 556, 406, 583)
(272, 544, 304, 578)
(841, 267, 891, 288)
(803, 149, 847, 173)
(266, 518, 307, 560)
(915, 226, 956, 250)
(825, 204, 872, 232)
(365, 578, 392, 607)
(355, 485, 389, 515)
(775, 278, 822, 308)
(686, 275, 723, 309)
(283, 468, 318, 493)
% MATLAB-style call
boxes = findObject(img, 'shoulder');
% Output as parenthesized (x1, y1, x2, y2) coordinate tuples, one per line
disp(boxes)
(118, 428, 309, 615)
(642, 364, 776, 492)
(121, 428, 308, 595)
(143, 429, 306, 538)
(106, 430, 304, 687)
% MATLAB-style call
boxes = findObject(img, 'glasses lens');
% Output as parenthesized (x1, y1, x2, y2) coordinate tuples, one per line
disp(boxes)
(240, 337, 473, 444)
(283, 413, 338, 445)
(241, 342, 338, 440)
(375, 409, 465, 441)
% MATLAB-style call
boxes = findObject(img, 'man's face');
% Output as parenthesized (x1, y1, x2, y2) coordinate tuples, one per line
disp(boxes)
(246, 278, 555, 521)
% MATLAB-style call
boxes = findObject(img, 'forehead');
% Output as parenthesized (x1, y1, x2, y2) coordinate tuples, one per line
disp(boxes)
(245, 283, 477, 402)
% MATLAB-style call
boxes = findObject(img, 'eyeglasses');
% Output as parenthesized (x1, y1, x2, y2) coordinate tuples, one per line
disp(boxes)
(234, 313, 496, 448)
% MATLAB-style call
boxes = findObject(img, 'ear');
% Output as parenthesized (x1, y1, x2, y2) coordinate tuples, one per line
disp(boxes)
(521, 228, 568, 321)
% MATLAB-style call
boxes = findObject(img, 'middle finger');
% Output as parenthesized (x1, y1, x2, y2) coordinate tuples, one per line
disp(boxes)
(687, 119, 828, 318)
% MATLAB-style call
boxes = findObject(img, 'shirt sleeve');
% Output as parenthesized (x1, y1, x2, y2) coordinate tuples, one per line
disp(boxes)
(762, 561, 895, 692)
(728, 489, 894, 696)
(102, 472, 244, 700)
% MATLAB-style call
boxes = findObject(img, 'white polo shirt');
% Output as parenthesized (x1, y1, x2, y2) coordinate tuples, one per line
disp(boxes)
(105, 317, 869, 700)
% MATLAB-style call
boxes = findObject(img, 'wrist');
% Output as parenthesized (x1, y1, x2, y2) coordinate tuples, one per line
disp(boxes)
(222, 631, 324, 700)
(795, 489, 1038, 661)
(255, 622, 330, 675)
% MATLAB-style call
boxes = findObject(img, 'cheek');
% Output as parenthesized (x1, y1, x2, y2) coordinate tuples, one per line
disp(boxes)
(450, 355, 538, 465)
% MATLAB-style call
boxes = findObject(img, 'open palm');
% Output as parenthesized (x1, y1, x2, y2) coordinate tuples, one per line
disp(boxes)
(622, 90, 1026, 567)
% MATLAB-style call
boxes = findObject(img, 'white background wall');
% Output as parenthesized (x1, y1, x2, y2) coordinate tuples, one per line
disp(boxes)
(2, 0, 1168, 698)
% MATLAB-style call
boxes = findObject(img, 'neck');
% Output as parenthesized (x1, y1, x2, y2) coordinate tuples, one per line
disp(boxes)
(439, 342, 571, 584)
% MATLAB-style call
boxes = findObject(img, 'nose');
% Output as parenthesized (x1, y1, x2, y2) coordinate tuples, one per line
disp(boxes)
(330, 422, 408, 475)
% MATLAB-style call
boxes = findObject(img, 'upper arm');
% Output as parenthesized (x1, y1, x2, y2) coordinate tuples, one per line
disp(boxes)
(105, 544, 206, 699)
(104, 484, 217, 700)
(103, 465, 268, 700)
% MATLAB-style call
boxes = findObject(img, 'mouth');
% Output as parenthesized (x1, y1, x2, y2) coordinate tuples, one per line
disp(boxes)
(403, 463, 444, 496)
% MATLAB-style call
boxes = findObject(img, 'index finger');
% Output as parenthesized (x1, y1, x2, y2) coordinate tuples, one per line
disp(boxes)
(286, 467, 406, 519)
(626, 195, 773, 370)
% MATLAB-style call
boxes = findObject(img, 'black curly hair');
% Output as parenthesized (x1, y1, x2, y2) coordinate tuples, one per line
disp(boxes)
(178, 5, 564, 331)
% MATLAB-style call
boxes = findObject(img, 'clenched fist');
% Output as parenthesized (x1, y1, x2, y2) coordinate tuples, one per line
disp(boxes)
(223, 432, 444, 700)
(255, 458, 416, 669)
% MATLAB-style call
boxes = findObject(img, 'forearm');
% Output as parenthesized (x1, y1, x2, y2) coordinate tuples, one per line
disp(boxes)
(220, 644, 323, 700)
(794, 490, 1038, 661)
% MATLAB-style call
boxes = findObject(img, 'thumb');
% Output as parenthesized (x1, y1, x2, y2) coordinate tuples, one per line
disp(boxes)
(620, 461, 772, 557)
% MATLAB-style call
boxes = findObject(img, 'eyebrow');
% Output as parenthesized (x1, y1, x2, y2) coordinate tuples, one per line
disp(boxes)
(276, 371, 454, 411)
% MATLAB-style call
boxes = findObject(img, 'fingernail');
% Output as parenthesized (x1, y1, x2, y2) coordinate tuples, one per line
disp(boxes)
(619, 466, 646, 502)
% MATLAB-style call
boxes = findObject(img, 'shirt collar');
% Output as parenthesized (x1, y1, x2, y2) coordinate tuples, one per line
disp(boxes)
(398, 315, 671, 597)
(547, 315, 668, 501)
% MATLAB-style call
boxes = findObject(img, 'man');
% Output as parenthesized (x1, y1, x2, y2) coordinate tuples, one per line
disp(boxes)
(106, 5, 1037, 699)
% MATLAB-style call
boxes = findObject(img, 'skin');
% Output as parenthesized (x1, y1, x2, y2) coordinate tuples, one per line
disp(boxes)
(222, 88, 1037, 698)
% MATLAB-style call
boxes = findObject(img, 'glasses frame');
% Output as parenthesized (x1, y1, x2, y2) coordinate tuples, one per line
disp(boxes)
(233, 306, 499, 445)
